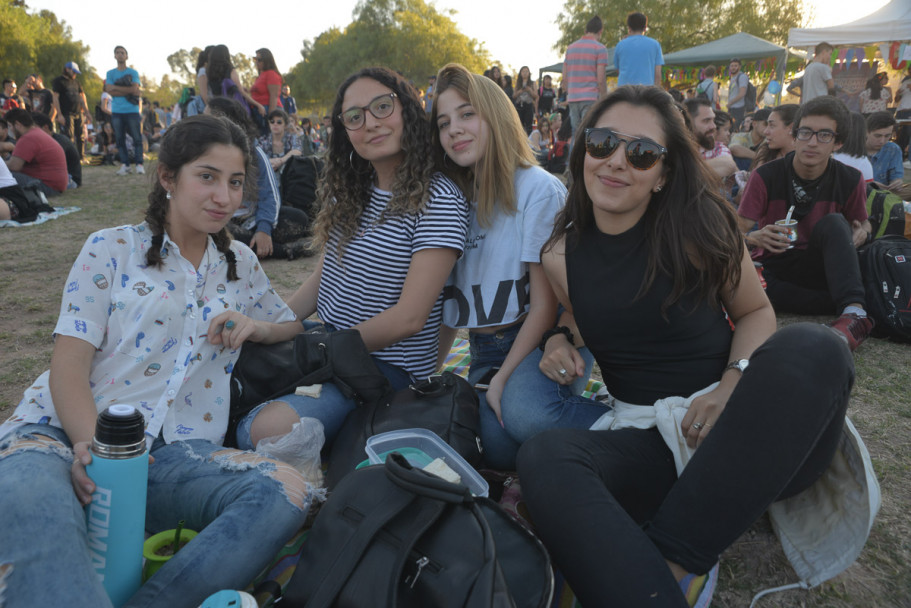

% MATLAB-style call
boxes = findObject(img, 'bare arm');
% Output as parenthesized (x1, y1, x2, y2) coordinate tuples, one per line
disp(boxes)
(654, 65, 662, 86)
(597, 64, 607, 98)
(353, 247, 459, 351)
(437, 325, 459, 371)
(267, 83, 280, 113)
(484, 264, 558, 417)
(285, 255, 324, 321)
(826, 78, 835, 96)
(540, 238, 589, 383)
(682, 247, 776, 448)
(5, 155, 24, 172)
(728, 144, 756, 159)
(197, 72, 209, 103)
(52, 91, 64, 125)
(704, 155, 737, 178)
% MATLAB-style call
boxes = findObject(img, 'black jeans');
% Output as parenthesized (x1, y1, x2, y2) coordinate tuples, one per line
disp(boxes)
(516, 102, 535, 135)
(761, 213, 866, 315)
(518, 323, 853, 608)
(61, 113, 85, 160)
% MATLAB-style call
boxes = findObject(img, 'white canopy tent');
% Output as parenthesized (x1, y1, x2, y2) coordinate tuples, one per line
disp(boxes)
(788, 0, 911, 47)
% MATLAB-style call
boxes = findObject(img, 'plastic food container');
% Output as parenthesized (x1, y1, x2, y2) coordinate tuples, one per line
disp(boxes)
(365, 428, 488, 497)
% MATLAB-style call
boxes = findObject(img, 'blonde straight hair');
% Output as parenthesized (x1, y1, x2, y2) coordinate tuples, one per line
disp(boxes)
(431, 63, 536, 227)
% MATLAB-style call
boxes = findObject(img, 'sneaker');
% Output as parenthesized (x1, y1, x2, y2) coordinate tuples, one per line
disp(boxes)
(135, 164, 145, 175)
(115, 164, 131, 176)
(679, 563, 719, 608)
(825, 313, 874, 351)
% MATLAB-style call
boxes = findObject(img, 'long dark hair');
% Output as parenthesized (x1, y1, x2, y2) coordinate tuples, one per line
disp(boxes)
(866, 74, 883, 101)
(144, 114, 252, 280)
(206, 45, 235, 97)
(255, 48, 279, 73)
(544, 85, 743, 314)
(312, 66, 434, 257)
(839, 112, 867, 158)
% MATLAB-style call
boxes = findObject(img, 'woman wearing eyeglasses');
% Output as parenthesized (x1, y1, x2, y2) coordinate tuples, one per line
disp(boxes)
(257, 109, 304, 173)
(515, 86, 866, 607)
(431, 63, 592, 471)
(234, 67, 469, 454)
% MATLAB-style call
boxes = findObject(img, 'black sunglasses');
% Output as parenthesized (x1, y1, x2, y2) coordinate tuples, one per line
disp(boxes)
(584, 127, 667, 170)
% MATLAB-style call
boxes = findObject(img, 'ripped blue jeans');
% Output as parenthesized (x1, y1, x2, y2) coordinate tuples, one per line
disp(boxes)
(0, 423, 310, 608)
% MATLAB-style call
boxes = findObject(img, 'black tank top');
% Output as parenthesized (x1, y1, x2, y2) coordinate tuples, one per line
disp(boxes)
(566, 219, 733, 404)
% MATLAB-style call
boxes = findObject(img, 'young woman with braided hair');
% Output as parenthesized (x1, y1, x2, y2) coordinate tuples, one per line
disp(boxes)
(0, 114, 313, 608)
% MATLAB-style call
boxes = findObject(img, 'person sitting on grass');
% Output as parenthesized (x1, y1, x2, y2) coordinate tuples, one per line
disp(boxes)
(207, 97, 312, 261)
(517, 84, 875, 608)
(739, 96, 873, 350)
(0, 114, 313, 608)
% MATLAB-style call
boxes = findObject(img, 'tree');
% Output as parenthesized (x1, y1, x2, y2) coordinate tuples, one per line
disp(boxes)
(166, 47, 204, 86)
(287, 0, 489, 110)
(554, 0, 806, 56)
(0, 1, 100, 104)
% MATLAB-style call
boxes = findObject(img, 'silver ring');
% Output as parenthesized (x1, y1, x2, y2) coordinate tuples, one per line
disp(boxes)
(692, 422, 705, 430)
(558, 368, 567, 377)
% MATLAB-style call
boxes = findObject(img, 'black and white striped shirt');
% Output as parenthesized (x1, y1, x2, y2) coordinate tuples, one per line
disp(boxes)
(317, 173, 469, 378)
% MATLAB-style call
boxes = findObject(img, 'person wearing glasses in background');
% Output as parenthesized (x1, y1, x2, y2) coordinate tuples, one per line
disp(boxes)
(739, 96, 873, 350)
(257, 108, 304, 174)
(515, 85, 872, 608)
(234, 67, 469, 457)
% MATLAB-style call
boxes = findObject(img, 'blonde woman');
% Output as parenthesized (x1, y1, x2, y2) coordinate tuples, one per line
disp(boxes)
(432, 63, 592, 470)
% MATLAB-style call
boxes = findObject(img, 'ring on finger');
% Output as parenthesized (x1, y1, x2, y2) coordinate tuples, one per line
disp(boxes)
(558, 368, 567, 377)
(692, 422, 705, 430)
(225, 320, 236, 330)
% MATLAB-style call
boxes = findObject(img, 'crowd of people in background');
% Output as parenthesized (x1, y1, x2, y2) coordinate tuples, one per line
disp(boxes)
(0, 7, 901, 607)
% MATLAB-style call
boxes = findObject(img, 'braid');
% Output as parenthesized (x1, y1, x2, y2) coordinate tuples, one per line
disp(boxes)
(145, 189, 169, 268)
(212, 228, 239, 281)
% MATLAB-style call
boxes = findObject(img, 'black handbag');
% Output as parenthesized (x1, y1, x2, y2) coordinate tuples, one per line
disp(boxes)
(225, 327, 392, 447)
(280, 452, 553, 608)
(326, 371, 481, 488)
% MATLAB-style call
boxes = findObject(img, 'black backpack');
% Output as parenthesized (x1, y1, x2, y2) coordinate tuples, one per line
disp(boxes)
(743, 80, 757, 112)
(277, 452, 554, 608)
(280, 154, 324, 216)
(858, 235, 911, 342)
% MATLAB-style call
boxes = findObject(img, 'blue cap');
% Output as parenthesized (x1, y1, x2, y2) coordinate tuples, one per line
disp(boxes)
(65, 61, 81, 74)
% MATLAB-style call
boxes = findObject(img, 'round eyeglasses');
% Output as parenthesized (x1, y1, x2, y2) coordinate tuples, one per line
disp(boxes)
(339, 93, 397, 131)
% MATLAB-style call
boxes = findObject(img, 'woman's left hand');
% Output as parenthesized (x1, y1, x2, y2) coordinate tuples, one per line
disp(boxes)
(208, 313, 261, 349)
(681, 385, 732, 449)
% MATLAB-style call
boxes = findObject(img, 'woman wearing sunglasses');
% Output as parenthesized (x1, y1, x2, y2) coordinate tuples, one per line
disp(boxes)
(235, 67, 469, 455)
(431, 63, 591, 471)
(516, 86, 864, 606)
(257, 108, 304, 174)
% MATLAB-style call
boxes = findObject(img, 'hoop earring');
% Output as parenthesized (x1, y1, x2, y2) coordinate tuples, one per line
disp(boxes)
(349, 151, 355, 166)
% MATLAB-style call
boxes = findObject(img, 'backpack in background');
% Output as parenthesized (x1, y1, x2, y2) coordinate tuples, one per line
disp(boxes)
(280, 154, 324, 216)
(858, 235, 911, 342)
(866, 188, 911, 239)
(743, 80, 757, 112)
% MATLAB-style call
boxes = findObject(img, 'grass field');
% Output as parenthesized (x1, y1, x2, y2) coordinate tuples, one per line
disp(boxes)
(1, 164, 909, 607)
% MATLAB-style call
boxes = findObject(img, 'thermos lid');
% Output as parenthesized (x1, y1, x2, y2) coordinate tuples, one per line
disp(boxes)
(95, 405, 145, 447)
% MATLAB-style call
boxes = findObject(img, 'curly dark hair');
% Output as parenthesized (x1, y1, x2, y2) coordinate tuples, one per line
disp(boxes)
(144, 114, 253, 281)
(311, 66, 435, 258)
(544, 85, 743, 315)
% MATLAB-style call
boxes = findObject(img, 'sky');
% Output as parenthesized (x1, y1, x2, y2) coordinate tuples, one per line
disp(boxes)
(26, 0, 892, 84)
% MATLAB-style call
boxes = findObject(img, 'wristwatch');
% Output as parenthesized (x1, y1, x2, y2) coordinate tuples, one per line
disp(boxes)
(725, 358, 749, 374)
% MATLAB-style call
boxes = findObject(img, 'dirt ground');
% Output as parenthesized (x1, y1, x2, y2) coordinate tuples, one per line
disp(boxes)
(1, 165, 910, 607)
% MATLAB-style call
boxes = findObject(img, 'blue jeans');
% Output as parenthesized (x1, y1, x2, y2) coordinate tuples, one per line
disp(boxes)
(235, 321, 414, 451)
(468, 324, 599, 470)
(112, 112, 143, 167)
(0, 423, 310, 608)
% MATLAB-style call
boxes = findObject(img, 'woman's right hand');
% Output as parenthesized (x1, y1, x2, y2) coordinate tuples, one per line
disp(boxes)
(539, 334, 585, 385)
(71, 441, 95, 506)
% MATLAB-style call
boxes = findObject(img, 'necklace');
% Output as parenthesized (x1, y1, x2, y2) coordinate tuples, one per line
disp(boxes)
(195, 247, 210, 308)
